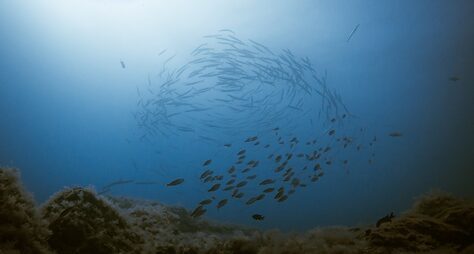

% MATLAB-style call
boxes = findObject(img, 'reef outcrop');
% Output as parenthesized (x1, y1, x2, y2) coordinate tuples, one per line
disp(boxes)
(1, 167, 473, 254)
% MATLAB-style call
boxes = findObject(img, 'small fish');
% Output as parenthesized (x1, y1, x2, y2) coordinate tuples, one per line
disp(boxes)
(203, 159, 212, 166)
(227, 166, 236, 174)
(203, 176, 213, 183)
(120, 60, 126, 69)
(216, 199, 228, 209)
(223, 185, 234, 191)
(224, 143, 232, 147)
(254, 141, 260, 146)
(277, 195, 288, 202)
(275, 155, 282, 163)
(314, 163, 321, 171)
(259, 179, 275, 185)
(226, 179, 236, 185)
(245, 136, 258, 142)
(388, 131, 403, 137)
(199, 199, 212, 205)
(449, 76, 460, 82)
(208, 184, 221, 192)
(252, 214, 265, 221)
(166, 178, 184, 186)
(274, 165, 284, 173)
(242, 167, 251, 173)
(190, 205, 207, 218)
(274, 190, 285, 200)
(347, 24, 360, 42)
(263, 188, 275, 193)
(234, 192, 244, 199)
(291, 178, 300, 187)
(246, 174, 257, 180)
(200, 170, 213, 179)
(237, 149, 246, 155)
(236, 181, 248, 188)
(328, 130, 336, 136)
(273, 127, 280, 131)
(264, 144, 270, 148)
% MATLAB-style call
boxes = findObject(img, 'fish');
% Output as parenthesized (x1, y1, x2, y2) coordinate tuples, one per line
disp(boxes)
(199, 199, 213, 205)
(224, 143, 232, 147)
(275, 155, 282, 163)
(190, 205, 207, 218)
(389, 131, 403, 137)
(216, 199, 228, 209)
(134, 181, 158, 185)
(264, 144, 270, 148)
(291, 178, 300, 187)
(236, 181, 248, 188)
(246, 197, 257, 205)
(102, 179, 135, 189)
(245, 136, 258, 142)
(259, 179, 275, 185)
(252, 214, 265, 221)
(203, 176, 213, 183)
(274, 165, 285, 173)
(347, 24, 360, 42)
(234, 192, 244, 199)
(200, 170, 213, 179)
(237, 149, 246, 155)
(227, 166, 236, 174)
(223, 185, 234, 191)
(247, 160, 256, 165)
(263, 188, 275, 193)
(246, 174, 257, 180)
(226, 179, 236, 185)
(328, 129, 336, 136)
(120, 60, 126, 68)
(274, 191, 285, 200)
(277, 195, 288, 202)
(208, 184, 221, 192)
(449, 76, 460, 82)
(203, 159, 212, 166)
(241, 167, 251, 173)
(166, 178, 184, 186)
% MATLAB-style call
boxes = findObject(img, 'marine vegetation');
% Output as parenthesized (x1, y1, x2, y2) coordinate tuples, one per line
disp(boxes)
(1, 167, 473, 254)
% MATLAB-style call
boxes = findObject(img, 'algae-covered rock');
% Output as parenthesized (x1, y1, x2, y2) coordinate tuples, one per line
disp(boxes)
(366, 191, 474, 253)
(41, 187, 144, 254)
(0, 168, 51, 254)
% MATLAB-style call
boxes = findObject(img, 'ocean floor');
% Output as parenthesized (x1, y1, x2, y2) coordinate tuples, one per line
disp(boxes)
(1, 167, 473, 254)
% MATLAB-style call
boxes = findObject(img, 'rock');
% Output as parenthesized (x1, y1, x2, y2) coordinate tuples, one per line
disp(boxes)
(0, 168, 51, 254)
(41, 187, 144, 254)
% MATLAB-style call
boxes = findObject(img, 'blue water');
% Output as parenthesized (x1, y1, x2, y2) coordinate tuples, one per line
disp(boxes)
(0, 0, 473, 231)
